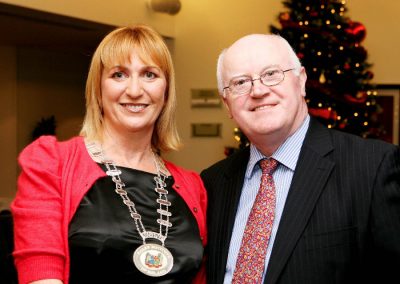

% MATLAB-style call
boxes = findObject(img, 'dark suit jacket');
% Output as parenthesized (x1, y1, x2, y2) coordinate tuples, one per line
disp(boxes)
(201, 118, 400, 284)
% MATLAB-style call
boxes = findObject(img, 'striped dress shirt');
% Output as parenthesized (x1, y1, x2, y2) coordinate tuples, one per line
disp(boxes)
(224, 115, 310, 284)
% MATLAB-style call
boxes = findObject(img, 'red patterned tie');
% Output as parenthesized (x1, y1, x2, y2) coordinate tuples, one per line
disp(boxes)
(232, 158, 278, 284)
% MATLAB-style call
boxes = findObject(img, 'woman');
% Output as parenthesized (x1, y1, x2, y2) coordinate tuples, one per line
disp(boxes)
(12, 25, 207, 284)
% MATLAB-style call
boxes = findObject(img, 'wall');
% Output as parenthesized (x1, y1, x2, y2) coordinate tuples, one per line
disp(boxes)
(0, 0, 175, 204)
(0, 0, 176, 37)
(163, 0, 282, 170)
(0, 45, 90, 205)
(17, 48, 89, 151)
(165, 0, 400, 171)
(0, 0, 399, 200)
(347, 1, 400, 84)
(0, 46, 17, 209)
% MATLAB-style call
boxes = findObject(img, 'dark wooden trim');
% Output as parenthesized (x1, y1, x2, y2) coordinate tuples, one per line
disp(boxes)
(0, 2, 115, 32)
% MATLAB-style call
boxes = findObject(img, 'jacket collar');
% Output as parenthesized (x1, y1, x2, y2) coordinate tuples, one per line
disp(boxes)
(265, 118, 335, 283)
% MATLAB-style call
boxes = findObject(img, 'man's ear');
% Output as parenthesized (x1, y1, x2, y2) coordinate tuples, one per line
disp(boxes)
(222, 95, 233, 119)
(299, 67, 307, 97)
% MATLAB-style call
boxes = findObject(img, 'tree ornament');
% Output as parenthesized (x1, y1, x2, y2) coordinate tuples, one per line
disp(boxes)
(266, 0, 384, 141)
(309, 107, 337, 120)
(344, 92, 368, 104)
(297, 52, 305, 59)
(319, 71, 326, 84)
(345, 21, 366, 42)
(364, 71, 374, 80)
(279, 12, 290, 21)
(354, 46, 367, 61)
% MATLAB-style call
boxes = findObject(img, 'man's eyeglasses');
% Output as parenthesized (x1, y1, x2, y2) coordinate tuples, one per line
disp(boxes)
(223, 68, 295, 97)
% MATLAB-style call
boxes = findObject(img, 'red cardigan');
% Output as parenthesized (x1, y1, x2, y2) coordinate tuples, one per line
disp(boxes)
(11, 136, 207, 284)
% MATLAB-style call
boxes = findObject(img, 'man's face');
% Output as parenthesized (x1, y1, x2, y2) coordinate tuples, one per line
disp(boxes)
(221, 35, 308, 144)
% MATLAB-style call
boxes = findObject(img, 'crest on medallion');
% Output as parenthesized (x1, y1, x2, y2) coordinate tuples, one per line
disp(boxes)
(145, 252, 163, 268)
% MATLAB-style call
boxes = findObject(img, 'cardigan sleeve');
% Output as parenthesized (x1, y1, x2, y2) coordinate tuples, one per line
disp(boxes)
(11, 136, 65, 284)
(164, 161, 208, 284)
(189, 171, 208, 245)
(189, 171, 208, 284)
(165, 161, 208, 246)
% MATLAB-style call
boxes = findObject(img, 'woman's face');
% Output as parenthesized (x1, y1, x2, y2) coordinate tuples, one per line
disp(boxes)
(100, 51, 167, 138)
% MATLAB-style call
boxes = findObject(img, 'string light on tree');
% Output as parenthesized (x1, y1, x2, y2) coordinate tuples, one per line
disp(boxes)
(270, 0, 384, 139)
(227, 0, 388, 156)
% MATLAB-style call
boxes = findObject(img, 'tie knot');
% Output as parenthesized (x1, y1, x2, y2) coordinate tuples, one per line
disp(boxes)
(260, 158, 278, 175)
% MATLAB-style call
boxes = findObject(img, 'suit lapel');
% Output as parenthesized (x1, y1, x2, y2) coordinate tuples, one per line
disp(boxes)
(265, 119, 335, 284)
(214, 148, 249, 284)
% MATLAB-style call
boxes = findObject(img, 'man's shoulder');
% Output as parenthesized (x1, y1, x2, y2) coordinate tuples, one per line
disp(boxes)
(329, 128, 397, 153)
(201, 147, 249, 178)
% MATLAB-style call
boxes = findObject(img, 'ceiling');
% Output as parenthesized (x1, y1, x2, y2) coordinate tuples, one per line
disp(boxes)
(0, 2, 116, 54)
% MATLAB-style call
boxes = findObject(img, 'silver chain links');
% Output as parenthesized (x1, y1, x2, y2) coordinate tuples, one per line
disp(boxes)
(87, 142, 172, 247)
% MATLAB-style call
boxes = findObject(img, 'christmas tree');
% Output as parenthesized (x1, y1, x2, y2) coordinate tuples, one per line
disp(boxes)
(270, 0, 384, 138)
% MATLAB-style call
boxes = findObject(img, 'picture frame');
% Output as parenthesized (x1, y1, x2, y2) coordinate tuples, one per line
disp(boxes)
(191, 123, 221, 137)
(190, 89, 221, 108)
(374, 84, 400, 145)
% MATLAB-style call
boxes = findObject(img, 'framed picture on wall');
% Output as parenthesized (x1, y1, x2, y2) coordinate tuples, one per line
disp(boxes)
(191, 89, 221, 108)
(191, 123, 221, 137)
(375, 84, 400, 145)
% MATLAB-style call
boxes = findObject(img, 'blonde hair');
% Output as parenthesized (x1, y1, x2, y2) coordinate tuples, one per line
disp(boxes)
(80, 25, 181, 152)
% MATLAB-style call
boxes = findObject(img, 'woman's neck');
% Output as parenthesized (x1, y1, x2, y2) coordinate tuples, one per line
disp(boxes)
(91, 127, 157, 173)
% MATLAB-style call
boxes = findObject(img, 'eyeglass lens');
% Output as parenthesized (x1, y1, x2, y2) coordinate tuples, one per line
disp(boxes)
(229, 68, 285, 95)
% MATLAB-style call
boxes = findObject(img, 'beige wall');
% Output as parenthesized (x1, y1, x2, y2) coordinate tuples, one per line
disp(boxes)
(1, 0, 399, 203)
(165, 0, 400, 171)
(0, 0, 176, 37)
(163, 0, 283, 170)
(347, 1, 400, 84)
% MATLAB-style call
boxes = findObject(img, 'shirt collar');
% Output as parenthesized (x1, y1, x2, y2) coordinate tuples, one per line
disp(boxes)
(245, 115, 310, 178)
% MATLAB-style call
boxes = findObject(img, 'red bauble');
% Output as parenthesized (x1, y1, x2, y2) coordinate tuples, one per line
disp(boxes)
(344, 92, 368, 104)
(354, 46, 367, 61)
(345, 21, 367, 42)
(297, 52, 305, 59)
(309, 108, 337, 120)
(279, 12, 290, 21)
(364, 71, 374, 80)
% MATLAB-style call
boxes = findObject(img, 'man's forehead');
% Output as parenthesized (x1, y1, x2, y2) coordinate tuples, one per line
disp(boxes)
(223, 36, 287, 75)
(228, 34, 284, 52)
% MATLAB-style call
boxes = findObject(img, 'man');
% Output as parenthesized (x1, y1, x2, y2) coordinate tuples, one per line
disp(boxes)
(201, 34, 400, 284)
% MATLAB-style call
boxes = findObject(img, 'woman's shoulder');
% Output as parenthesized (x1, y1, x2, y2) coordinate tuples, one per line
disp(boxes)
(19, 135, 57, 161)
(164, 160, 199, 177)
(22, 135, 82, 149)
(164, 160, 205, 186)
(19, 135, 84, 166)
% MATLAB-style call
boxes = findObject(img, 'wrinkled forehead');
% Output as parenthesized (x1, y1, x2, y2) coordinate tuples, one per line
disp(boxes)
(223, 35, 290, 77)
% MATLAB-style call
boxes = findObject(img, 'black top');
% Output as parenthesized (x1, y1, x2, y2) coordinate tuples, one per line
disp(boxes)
(69, 165, 203, 283)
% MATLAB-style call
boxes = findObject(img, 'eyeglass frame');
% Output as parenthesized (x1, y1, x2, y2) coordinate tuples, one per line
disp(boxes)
(222, 67, 296, 97)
